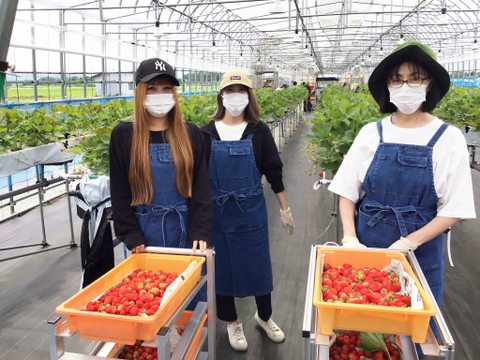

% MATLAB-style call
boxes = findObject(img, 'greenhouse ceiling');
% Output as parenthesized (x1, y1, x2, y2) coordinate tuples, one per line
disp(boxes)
(6, 0, 480, 76)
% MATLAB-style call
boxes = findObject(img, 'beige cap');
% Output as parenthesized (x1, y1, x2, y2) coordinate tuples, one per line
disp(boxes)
(220, 70, 252, 89)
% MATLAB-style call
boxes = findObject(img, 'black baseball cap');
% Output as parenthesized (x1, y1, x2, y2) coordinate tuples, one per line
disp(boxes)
(135, 58, 180, 86)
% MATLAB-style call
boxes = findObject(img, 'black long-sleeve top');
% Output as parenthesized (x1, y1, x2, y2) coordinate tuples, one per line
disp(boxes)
(201, 120, 284, 193)
(109, 122, 212, 250)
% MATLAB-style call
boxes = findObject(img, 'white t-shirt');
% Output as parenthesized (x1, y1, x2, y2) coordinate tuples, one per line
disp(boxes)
(215, 120, 248, 141)
(328, 116, 476, 219)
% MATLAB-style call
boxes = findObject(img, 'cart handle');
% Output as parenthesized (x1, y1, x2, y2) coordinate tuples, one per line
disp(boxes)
(144, 246, 213, 257)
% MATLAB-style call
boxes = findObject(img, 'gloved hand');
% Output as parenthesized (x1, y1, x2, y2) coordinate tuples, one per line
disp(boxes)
(280, 207, 295, 235)
(388, 237, 418, 250)
(341, 236, 367, 248)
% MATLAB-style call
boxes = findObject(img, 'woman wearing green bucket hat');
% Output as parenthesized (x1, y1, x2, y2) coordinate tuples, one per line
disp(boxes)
(329, 41, 476, 340)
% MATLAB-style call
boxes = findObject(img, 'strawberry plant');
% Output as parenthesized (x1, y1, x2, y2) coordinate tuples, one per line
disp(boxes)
(1, 90, 307, 174)
(304, 85, 383, 174)
(433, 85, 480, 132)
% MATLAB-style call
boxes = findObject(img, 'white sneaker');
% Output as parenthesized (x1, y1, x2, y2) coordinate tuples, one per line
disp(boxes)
(227, 322, 248, 351)
(254, 312, 285, 343)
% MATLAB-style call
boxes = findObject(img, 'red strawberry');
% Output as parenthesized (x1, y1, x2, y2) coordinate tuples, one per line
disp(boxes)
(323, 278, 333, 287)
(401, 295, 412, 306)
(105, 305, 116, 314)
(130, 306, 139, 316)
(392, 282, 402, 292)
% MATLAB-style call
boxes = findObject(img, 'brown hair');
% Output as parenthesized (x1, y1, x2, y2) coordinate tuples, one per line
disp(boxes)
(129, 77, 193, 206)
(210, 86, 260, 124)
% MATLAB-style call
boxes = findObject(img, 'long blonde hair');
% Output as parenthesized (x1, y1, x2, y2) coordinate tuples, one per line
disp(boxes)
(129, 77, 193, 206)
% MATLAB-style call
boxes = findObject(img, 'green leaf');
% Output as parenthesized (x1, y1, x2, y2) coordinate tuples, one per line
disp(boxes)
(330, 109, 343, 118)
(360, 332, 391, 360)
(311, 123, 330, 138)
(100, 133, 111, 144)
(338, 98, 350, 114)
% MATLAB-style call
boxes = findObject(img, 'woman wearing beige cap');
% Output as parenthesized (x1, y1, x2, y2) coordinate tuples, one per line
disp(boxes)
(201, 70, 295, 351)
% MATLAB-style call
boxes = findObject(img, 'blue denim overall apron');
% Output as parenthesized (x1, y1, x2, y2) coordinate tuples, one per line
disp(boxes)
(356, 120, 449, 340)
(134, 143, 189, 247)
(134, 143, 206, 308)
(208, 133, 273, 297)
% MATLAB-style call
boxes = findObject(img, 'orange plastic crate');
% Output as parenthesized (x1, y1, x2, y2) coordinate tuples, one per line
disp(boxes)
(56, 253, 205, 345)
(108, 310, 207, 360)
(180, 311, 208, 360)
(313, 247, 436, 343)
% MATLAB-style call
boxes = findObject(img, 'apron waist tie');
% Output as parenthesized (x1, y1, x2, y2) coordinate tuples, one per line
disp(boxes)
(214, 190, 247, 213)
(151, 203, 188, 248)
(364, 201, 417, 237)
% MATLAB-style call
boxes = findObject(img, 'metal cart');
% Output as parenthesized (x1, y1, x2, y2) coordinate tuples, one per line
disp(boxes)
(47, 247, 216, 360)
(302, 245, 455, 360)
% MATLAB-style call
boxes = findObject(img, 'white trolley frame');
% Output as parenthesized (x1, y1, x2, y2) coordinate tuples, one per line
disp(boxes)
(48, 247, 216, 360)
(302, 245, 455, 360)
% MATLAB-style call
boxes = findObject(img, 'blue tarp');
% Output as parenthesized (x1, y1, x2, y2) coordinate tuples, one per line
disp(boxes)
(451, 78, 479, 87)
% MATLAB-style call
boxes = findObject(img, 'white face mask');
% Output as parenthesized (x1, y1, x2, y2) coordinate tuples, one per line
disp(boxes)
(388, 83, 429, 115)
(222, 93, 249, 117)
(144, 94, 176, 118)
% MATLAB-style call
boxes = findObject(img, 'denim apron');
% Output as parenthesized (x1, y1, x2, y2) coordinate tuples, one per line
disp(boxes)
(208, 133, 273, 297)
(356, 120, 449, 340)
(133, 143, 206, 309)
(134, 143, 189, 248)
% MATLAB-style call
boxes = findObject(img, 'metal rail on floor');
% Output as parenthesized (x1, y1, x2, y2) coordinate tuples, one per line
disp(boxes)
(302, 245, 456, 360)
(48, 248, 216, 360)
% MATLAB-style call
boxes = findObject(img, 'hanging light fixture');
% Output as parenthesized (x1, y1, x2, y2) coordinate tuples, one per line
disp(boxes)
(153, 20, 164, 38)
(257, 59, 261, 66)
(473, 39, 479, 51)
(211, 41, 218, 53)
(378, 47, 384, 56)
(437, 7, 449, 26)
(270, 0, 286, 14)
(398, 34, 405, 46)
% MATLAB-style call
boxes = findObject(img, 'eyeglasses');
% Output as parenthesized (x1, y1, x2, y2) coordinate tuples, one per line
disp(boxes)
(387, 78, 430, 88)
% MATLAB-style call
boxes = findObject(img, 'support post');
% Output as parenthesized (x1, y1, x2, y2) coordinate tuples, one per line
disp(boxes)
(36, 165, 48, 246)
(8, 175, 14, 215)
(64, 163, 76, 246)
(0, 0, 20, 100)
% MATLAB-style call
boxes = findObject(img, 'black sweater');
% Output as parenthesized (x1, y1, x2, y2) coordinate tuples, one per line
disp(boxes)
(109, 122, 212, 250)
(201, 120, 284, 194)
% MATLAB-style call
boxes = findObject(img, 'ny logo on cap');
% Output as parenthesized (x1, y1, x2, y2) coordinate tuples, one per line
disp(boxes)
(155, 61, 166, 72)
(230, 76, 241, 80)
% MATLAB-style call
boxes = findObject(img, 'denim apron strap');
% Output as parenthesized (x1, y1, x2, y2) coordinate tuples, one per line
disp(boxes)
(364, 200, 417, 237)
(214, 189, 247, 212)
(151, 202, 189, 248)
(376, 120, 384, 143)
(427, 123, 449, 148)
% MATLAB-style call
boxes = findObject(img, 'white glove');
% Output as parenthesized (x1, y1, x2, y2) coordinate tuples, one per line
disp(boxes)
(280, 207, 295, 235)
(388, 236, 418, 250)
(341, 236, 367, 248)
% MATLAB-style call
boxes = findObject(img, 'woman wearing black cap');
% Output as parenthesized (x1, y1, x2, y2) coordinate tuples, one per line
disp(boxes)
(109, 58, 212, 257)
(329, 42, 475, 339)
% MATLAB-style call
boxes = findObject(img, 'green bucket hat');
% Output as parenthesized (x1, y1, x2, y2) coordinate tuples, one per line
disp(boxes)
(368, 41, 451, 107)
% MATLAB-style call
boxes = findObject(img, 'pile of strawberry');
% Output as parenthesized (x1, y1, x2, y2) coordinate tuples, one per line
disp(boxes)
(329, 331, 400, 360)
(82, 268, 178, 316)
(322, 263, 411, 307)
(118, 341, 158, 360)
